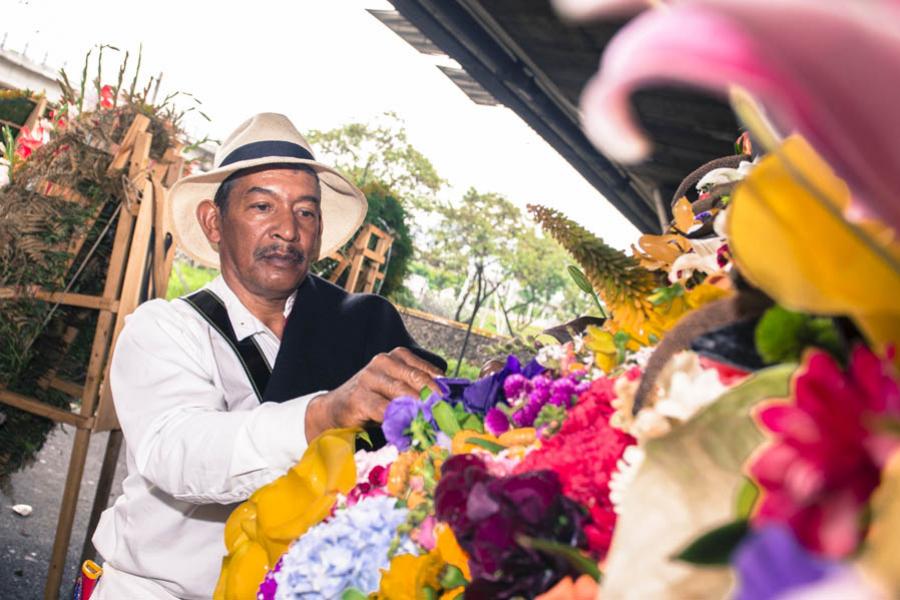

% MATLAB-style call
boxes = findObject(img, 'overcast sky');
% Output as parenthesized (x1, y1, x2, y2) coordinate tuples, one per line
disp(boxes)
(3, 0, 639, 249)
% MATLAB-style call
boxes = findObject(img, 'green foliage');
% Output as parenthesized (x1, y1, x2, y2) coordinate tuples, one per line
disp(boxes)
(755, 306, 842, 364)
(446, 357, 481, 380)
(307, 112, 444, 210)
(528, 204, 659, 311)
(674, 520, 750, 566)
(166, 259, 219, 299)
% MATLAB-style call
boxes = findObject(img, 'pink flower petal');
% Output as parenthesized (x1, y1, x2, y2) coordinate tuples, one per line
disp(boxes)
(580, 0, 900, 232)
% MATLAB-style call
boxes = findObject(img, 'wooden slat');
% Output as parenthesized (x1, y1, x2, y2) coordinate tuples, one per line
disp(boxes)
(106, 114, 150, 174)
(150, 173, 171, 296)
(0, 287, 119, 311)
(22, 97, 47, 132)
(46, 378, 85, 398)
(0, 389, 92, 429)
(93, 177, 155, 432)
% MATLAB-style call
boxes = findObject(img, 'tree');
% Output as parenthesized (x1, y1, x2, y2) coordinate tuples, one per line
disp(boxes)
(307, 112, 444, 210)
(421, 188, 523, 370)
(499, 228, 571, 335)
(307, 114, 444, 299)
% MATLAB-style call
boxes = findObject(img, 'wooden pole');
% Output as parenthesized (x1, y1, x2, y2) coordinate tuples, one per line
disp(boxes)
(80, 428, 124, 562)
(43, 427, 92, 600)
(42, 140, 144, 598)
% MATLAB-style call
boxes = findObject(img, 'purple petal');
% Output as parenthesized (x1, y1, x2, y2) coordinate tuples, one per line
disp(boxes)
(484, 408, 511, 435)
(733, 525, 838, 600)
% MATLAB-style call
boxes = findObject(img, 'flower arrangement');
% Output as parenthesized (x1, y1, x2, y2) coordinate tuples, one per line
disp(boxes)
(215, 1, 900, 598)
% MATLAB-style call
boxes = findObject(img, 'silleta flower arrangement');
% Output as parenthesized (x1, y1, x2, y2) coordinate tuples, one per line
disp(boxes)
(213, 1, 900, 598)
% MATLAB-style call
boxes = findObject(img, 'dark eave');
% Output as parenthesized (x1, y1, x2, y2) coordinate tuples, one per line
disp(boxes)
(372, 1, 741, 234)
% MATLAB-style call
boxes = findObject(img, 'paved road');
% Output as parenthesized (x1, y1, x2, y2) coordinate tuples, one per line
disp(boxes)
(0, 425, 126, 600)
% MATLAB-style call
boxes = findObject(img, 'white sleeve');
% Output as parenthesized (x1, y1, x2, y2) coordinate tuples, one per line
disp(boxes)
(110, 300, 323, 504)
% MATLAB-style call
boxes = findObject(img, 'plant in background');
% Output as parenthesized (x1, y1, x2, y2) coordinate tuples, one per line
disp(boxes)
(529, 204, 664, 345)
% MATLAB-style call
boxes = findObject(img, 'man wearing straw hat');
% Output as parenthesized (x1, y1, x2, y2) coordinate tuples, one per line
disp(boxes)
(91, 113, 446, 599)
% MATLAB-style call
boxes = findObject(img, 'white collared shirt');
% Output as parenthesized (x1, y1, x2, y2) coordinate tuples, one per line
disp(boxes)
(93, 276, 322, 599)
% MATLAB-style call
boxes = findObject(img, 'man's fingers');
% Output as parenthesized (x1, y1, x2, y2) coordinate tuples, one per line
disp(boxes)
(389, 347, 444, 377)
(387, 349, 443, 394)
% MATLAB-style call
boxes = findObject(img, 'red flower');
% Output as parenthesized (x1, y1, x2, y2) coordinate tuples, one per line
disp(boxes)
(749, 346, 900, 558)
(14, 122, 48, 160)
(514, 376, 635, 557)
(100, 85, 115, 109)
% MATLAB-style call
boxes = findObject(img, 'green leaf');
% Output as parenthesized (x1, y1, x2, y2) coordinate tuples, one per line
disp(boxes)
(465, 436, 505, 453)
(461, 414, 485, 433)
(755, 306, 842, 364)
(439, 564, 467, 589)
(735, 478, 760, 520)
(356, 429, 373, 448)
(341, 588, 368, 600)
(516, 535, 602, 581)
(432, 401, 461, 437)
(420, 386, 433, 401)
(674, 519, 750, 566)
(568, 264, 594, 294)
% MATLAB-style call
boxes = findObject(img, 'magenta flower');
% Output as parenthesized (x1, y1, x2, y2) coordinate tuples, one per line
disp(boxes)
(749, 346, 900, 558)
(566, 0, 900, 232)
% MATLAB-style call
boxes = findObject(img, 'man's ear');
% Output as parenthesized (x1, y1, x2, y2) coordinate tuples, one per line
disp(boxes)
(196, 200, 222, 244)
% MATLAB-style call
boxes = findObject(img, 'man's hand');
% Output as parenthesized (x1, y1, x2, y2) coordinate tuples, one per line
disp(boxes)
(304, 347, 444, 441)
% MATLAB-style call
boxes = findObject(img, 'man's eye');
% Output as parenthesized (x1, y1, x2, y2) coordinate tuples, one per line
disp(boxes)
(252, 203, 271, 211)
(297, 208, 317, 219)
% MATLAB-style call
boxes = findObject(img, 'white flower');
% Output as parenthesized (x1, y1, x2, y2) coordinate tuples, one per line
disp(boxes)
(695, 158, 757, 192)
(536, 341, 569, 369)
(654, 351, 728, 423)
(668, 251, 720, 283)
(609, 445, 645, 514)
(353, 444, 398, 485)
(631, 408, 671, 441)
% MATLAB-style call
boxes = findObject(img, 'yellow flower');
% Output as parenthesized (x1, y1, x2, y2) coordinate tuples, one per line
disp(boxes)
(584, 325, 619, 372)
(434, 523, 470, 581)
(632, 233, 692, 271)
(729, 135, 900, 362)
(214, 429, 359, 600)
(374, 543, 467, 600)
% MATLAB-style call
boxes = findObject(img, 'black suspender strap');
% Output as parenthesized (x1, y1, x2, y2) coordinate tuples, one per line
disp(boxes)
(182, 289, 272, 401)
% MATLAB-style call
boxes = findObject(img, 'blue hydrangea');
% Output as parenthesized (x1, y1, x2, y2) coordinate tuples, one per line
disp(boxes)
(273, 495, 414, 599)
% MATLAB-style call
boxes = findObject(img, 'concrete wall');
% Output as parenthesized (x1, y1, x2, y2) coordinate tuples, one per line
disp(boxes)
(0, 48, 61, 100)
(396, 305, 508, 367)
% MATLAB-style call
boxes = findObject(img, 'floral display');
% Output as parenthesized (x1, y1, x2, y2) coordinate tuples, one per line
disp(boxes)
(213, 1, 900, 598)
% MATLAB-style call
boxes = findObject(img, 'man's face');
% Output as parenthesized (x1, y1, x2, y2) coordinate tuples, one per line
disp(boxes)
(201, 167, 323, 299)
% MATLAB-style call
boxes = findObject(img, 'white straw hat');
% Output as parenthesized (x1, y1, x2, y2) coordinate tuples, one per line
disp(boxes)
(168, 112, 367, 268)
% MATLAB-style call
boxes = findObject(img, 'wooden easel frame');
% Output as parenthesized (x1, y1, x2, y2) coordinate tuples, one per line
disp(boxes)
(327, 223, 394, 294)
(0, 113, 181, 599)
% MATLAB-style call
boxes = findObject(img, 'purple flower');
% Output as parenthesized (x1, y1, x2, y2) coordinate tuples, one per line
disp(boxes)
(484, 408, 510, 435)
(503, 374, 530, 400)
(734, 525, 839, 600)
(435, 454, 588, 598)
(381, 396, 435, 451)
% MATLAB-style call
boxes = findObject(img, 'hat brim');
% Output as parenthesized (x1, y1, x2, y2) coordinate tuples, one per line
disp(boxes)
(168, 156, 367, 269)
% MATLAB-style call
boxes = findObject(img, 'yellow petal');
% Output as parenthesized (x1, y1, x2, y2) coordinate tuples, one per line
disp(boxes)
(673, 197, 695, 233)
(435, 523, 471, 580)
(224, 541, 269, 600)
(223, 502, 256, 552)
(728, 135, 900, 356)
(862, 450, 900, 596)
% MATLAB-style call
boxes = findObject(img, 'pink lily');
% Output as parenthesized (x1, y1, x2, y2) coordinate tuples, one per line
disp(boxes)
(566, 0, 900, 233)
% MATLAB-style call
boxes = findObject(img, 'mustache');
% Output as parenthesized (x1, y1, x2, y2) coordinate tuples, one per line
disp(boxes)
(254, 244, 305, 263)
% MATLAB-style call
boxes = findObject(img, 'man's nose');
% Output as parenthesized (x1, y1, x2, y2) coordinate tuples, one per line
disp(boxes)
(271, 209, 300, 242)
